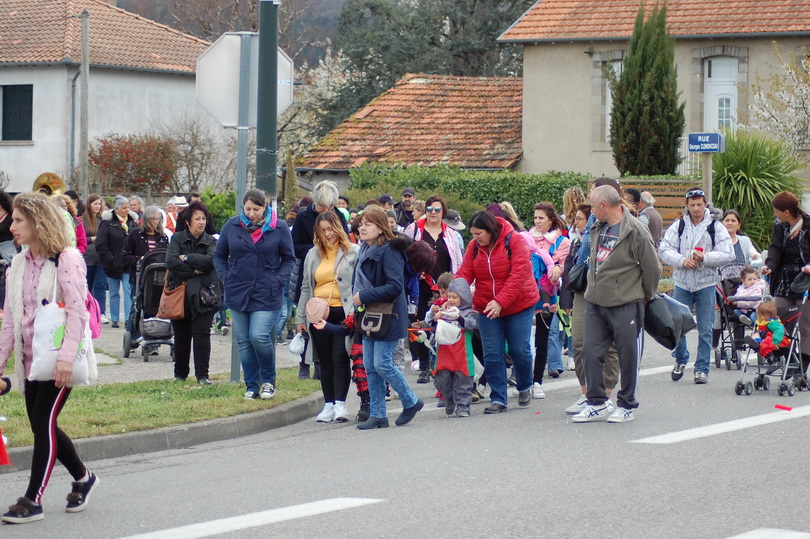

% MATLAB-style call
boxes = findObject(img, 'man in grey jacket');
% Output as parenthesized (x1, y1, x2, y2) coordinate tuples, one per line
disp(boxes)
(572, 186, 661, 423)
(659, 187, 734, 384)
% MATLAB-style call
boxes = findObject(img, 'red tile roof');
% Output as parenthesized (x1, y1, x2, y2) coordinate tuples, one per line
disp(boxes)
(499, 0, 810, 42)
(298, 74, 523, 171)
(0, 0, 208, 73)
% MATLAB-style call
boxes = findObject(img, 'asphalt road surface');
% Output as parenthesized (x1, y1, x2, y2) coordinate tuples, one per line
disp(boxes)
(2, 333, 810, 538)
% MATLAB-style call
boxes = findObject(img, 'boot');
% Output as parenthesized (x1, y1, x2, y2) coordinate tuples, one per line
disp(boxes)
(417, 370, 430, 384)
(356, 391, 370, 422)
(313, 362, 321, 380)
(298, 362, 310, 380)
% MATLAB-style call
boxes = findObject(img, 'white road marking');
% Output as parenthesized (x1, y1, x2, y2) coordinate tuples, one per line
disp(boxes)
(727, 528, 810, 538)
(632, 406, 810, 444)
(124, 497, 384, 539)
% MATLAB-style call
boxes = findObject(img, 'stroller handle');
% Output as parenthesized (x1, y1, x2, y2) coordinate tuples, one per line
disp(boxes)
(726, 294, 772, 303)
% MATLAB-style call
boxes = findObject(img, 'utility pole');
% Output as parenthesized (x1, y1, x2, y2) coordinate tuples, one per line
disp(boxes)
(79, 10, 90, 198)
(255, 0, 279, 197)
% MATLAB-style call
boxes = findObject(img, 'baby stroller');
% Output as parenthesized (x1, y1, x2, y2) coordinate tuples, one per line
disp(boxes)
(123, 249, 174, 362)
(714, 278, 761, 370)
(734, 292, 808, 397)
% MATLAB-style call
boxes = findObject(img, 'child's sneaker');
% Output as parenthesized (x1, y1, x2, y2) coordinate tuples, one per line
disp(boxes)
(456, 405, 470, 418)
(1, 497, 43, 523)
(607, 407, 634, 423)
(445, 401, 455, 416)
(571, 402, 611, 423)
(66, 472, 100, 513)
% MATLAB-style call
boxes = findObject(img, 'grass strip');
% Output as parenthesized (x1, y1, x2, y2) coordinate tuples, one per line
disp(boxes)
(0, 368, 320, 448)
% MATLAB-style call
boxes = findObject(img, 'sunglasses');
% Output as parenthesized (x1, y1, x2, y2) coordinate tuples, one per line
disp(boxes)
(425, 206, 442, 213)
(686, 189, 705, 198)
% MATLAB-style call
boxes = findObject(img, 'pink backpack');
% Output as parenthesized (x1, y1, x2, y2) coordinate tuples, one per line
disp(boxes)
(85, 293, 102, 339)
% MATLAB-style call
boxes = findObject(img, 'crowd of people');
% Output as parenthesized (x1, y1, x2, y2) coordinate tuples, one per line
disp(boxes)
(0, 179, 808, 523)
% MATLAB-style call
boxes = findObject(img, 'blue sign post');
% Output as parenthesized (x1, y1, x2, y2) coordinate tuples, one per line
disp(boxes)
(687, 132, 726, 204)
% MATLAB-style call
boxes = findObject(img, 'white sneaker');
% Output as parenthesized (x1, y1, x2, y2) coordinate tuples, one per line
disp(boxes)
(531, 382, 545, 399)
(566, 357, 576, 371)
(565, 394, 587, 414)
(333, 401, 349, 423)
(607, 406, 634, 423)
(607, 400, 615, 414)
(100, 315, 110, 325)
(571, 402, 611, 423)
(260, 382, 275, 400)
(317, 402, 335, 423)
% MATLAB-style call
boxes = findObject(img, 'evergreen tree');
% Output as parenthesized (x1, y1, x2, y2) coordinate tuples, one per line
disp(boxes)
(609, 3, 685, 175)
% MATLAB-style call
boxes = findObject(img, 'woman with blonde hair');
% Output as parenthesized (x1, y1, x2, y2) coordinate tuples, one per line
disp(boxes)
(353, 206, 422, 429)
(0, 192, 99, 524)
(499, 201, 525, 232)
(297, 211, 360, 422)
(562, 186, 586, 237)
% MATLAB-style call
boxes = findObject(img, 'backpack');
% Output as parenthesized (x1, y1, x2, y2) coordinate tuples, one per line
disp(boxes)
(677, 217, 716, 250)
(53, 253, 103, 339)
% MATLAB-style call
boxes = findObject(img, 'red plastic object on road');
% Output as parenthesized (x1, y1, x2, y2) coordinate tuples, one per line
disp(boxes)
(0, 427, 11, 466)
(775, 404, 793, 411)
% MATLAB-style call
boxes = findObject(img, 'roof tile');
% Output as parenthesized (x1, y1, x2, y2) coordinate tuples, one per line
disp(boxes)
(0, 0, 208, 72)
(499, 0, 810, 42)
(298, 74, 523, 171)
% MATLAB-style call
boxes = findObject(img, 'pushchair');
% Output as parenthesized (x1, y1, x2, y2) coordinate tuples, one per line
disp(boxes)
(734, 292, 808, 397)
(714, 278, 761, 370)
(123, 249, 174, 362)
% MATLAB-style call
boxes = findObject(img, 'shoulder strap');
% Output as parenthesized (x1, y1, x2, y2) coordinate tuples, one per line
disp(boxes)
(473, 231, 512, 260)
(678, 217, 716, 249)
(548, 235, 563, 256)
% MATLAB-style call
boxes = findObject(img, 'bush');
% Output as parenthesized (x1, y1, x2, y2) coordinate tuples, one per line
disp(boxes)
(713, 129, 803, 249)
(89, 133, 175, 193)
(349, 164, 589, 224)
(200, 187, 237, 230)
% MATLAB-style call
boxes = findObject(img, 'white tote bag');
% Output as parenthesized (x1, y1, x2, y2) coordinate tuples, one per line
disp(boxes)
(28, 275, 92, 386)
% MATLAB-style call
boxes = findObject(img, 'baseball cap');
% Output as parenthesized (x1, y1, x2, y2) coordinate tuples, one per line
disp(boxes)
(379, 194, 394, 204)
(401, 187, 415, 197)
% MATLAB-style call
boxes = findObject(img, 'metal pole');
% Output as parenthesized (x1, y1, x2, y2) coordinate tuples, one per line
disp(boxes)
(702, 153, 713, 206)
(255, 0, 279, 196)
(230, 33, 253, 383)
(79, 10, 90, 198)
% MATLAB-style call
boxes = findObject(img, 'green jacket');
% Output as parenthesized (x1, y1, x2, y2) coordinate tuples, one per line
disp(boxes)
(584, 206, 661, 307)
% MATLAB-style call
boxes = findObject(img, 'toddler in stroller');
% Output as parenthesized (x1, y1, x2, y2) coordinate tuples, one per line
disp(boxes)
(745, 300, 789, 374)
(732, 266, 767, 322)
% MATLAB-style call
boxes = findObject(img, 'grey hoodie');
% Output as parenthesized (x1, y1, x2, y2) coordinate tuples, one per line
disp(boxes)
(448, 278, 478, 331)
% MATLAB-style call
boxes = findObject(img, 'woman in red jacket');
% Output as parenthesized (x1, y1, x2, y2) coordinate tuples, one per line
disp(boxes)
(456, 211, 539, 413)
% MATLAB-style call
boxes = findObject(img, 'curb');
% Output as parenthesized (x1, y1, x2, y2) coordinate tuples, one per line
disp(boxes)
(1, 393, 324, 474)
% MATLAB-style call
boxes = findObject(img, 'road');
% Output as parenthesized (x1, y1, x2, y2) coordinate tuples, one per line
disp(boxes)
(2, 334, 810, 538)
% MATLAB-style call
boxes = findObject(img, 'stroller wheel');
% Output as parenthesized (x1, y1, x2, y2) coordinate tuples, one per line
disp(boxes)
(788, 383, 797, 397)
(744, 381, 754, 395)
(123, 331, 131, 358)
(734, 381, 744, 395)
(778, 383, 787, 396)
(714, 348, 721, 368)
(754, 377, 762, 390)
(763, 376, 770, 391)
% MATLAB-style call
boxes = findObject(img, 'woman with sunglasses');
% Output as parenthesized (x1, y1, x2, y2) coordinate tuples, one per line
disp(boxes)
(404, 195, 464, 383)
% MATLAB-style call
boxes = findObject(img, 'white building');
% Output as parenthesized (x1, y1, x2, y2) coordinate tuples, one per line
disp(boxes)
(0, 0, 210, 193)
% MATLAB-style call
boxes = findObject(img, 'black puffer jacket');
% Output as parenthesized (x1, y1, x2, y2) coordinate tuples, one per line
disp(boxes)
(95, 209, 138, 279)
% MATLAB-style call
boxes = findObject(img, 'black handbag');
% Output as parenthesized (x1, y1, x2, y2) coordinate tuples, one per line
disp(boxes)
(359, 302, 394, 338)
(566, 261, 588, 294)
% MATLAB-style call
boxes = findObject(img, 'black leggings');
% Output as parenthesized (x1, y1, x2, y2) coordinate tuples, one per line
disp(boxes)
(534, 311, 553, 384)
(310, 306, 351, 402)
(172, 313, 215, 379)
(24, 380, 86, 504)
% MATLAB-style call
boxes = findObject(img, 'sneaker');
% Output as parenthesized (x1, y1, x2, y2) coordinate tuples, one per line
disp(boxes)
(298, 364, 311, 380)
(260, 382, 275, 399)
(316, 402, 335, 423)
(567, 357, 576, 371)
(483, 402, 507, 414)
(571, 402, 611, 423)
(1, 497, 44, 524)
(277, 336, 288, 346)
(244, 390, 259, 400)
(456, 407, 470, 418)
(744, 336, 761, 350)
(694, 372, 708, 384)
(100, 316, 110, 325)
(549, 369, 562, 379)
(417, 370, 430, 384)
(531, 382, 546, 399)
(471, 391, 479, 403)
(607, 406, 635, 423)
(333, 401, 349, 423)
(607, 400, 615, 414)
(475, 384, 487, 400)
(738, 314, 753, 327)
(65, 472, 100, 513)
(221, 326, 230, 336)
(436, 398, 446, 408)
(671, 363, 686, 381)
(111, 322, 120, 329)
(507, 370, 517, 387)
(518, 389, 531, 406)
(197, 377, 213, 385)
(565, 394, 588, 415)
(445, 401, 455, 416)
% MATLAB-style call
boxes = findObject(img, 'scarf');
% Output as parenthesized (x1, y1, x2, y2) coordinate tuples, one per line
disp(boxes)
(353, 241, 385, 297)
(240, 207, 278, 243)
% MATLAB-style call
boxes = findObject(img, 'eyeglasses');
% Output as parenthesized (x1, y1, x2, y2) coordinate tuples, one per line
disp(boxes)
(574, 216, 584, 221)
(686, 189, 705, 198)
(425, 206, 442, 213)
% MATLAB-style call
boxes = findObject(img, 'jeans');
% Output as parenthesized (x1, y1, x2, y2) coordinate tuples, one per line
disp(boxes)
(547, 313, 565, 372)
(107, 276, 132, 323)
(232, 310, 279, 393)
(86, 264, 107, 315)
(363, 338, 418, 419)
(274, 296, 288, 339)
(478, 305, 534, 406)
(673, 285, 716, 375)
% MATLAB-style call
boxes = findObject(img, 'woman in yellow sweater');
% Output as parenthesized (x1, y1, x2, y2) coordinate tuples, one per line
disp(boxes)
(296, 212, 359, 422)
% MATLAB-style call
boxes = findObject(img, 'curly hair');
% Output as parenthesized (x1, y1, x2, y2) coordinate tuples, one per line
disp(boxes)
(13, 192, 71, 258)
(314, 211, 350, 258)
(562, 186, 585, 228)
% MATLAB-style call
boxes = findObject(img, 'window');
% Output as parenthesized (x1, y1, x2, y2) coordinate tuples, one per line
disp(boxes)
(717, 97, 732, 130)
(1, 85, 33, 141)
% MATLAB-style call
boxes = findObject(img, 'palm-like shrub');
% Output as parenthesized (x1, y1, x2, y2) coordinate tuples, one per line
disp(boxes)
(713, 129, 804, 249)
